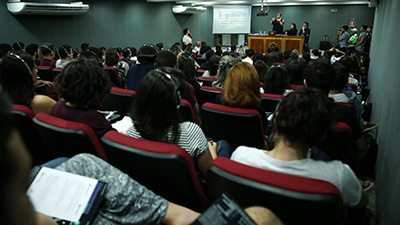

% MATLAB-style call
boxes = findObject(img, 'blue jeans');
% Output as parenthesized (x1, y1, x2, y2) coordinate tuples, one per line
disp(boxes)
(216, 140, 234, 158)
(41, 157, 69, 168)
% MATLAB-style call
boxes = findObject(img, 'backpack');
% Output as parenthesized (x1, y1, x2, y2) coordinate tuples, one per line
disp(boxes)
(348, 34, 358, 45)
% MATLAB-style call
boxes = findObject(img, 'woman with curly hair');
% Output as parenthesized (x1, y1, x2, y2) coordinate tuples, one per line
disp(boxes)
(231, 88, 369, 208)
(52, 57, 114, 138)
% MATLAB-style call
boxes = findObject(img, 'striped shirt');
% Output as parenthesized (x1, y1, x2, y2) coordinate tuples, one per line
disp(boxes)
(126, 121, 208, 158)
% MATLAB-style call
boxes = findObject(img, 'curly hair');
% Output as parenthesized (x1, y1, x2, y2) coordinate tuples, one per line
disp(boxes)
(55, 57, 111, 108)
(222, 62, 261, 109)
(213, 55, 241, 89)
(274, 88, 332, 148)
(129, 68, 183, 144)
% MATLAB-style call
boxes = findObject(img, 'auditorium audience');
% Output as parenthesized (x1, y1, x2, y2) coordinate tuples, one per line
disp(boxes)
(253, 60, 268, 82)
(39, 44, 56, 69)
(0, 93, 201, 225)
(199, 49, 215, 70)
(216, 62, 267, 129)
(126, 44, 158, 91)
(105, 48, 129, 83)
(80, 46, 104, 63)
(52, 57, 114, 138)
(25, 43, 40, 59)
(231, 88, 369, 208)
(0, 52, 56, 114)
(126, 68, 217, 178)
(304, 59, 367, 175)
(212, 55, 241, 89)
(262, 63, 292, 95)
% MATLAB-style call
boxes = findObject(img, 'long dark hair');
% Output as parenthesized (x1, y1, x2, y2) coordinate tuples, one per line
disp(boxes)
(177, 54, 197, 82)
(0, 52, 35, 107)
(263, 63, 291, 95)
(129, 68, 183, 144)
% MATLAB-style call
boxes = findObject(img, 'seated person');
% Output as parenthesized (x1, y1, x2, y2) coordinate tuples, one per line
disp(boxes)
(52, 57, 114, 138)
(202, 55, 220, 78)
(253, 60, 268, 82)
(121, 47, 135, 67)
(156, 50, 199, 114)
(80, 46, 104, 63)
(212, 55, 241, 89)
(177, 53, 200, 95)
(55, 45, 73, 68)
(231, 88, 369, 208)
(39, 44, 56, 69)
(243, 48, 255, 64)
(215, 62, 267, 129)
(329, 63, 362, 123)
(199, 48, 213, 70)
(286, 58, 306, 86)
(126, 44, 158, 91)
(0, 52, 56, 114)
(0, 94, 200, 225)
(126, 68, 217, 178)
(105, 48, 129, 83)
(262, 63, 292, 95)
(304, 59, 367, 174)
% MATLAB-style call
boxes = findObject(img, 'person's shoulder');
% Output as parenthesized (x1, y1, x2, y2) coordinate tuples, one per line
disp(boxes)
(32, 95, 57, 114)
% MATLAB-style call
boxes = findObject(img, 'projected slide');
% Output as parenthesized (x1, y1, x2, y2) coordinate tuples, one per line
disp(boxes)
(213, 5, 251, 34)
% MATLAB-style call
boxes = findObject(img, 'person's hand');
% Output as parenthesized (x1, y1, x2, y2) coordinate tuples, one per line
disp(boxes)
(42, 80, 52, 87)
(208, 141, 218, 158)
(272, 17, 275, 21)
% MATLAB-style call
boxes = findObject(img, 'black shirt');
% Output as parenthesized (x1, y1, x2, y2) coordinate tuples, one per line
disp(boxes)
(272, 19, 284, 34)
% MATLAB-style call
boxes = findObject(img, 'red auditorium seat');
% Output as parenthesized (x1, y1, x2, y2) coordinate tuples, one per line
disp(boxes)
(208, 157, 343, 225)
(36, 66, 54, 81)
(11, 105, 54, 165)
(197, 86, 224, 106)
(201, 103, 266, 149)
(179, 99, 198, 124)
(261, 93, 284, 112)
(33, 112, 107, 160)
(104, 87, 136, 117)
(101, 130, 208, 212)
(197, 76, 218, 86)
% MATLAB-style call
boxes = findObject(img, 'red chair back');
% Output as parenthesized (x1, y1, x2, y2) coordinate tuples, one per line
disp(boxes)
(197, 86, 224, 106)
(201, 103, 265, 149)
(33, 112, 107, 160)
(101, 131, 208, 212)
(208, 157, 343, 225)
(179, 99, 198, 124)
(104, 87, 136, 117)
(261, 93, 284, 112)
(104, 66, 124, 88)
(197, 76, 218, 86)
(36, 66, 53, 81)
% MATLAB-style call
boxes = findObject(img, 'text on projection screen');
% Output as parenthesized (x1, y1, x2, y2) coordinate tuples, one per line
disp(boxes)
(213, 5, 252, 34)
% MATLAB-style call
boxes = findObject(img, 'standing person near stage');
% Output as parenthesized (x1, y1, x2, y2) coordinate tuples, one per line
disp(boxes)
(182, 28, 192, 50)
(270, 13, 285, 34)
(299, 22, 311, 49)
(338, 25, 350, 53)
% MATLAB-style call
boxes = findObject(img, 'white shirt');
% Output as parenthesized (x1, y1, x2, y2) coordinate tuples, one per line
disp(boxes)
(329, 93, 349, 103)
(182, 35, 192, 45)
(55, 59, 70, 68)
(231, 146, 362, 207)
(242, 57, 253, 65)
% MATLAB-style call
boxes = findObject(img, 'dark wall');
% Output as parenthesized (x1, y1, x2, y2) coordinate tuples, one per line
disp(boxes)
(251, 4, 375, 49)
(0, 0, 214, 49)
(368, 0, 400, 224)
(0, 1, 374, 50)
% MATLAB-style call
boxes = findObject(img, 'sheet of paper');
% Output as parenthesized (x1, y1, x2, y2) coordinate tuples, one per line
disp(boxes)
(112, 116, 133, 133)
(27, 167, 98, 222)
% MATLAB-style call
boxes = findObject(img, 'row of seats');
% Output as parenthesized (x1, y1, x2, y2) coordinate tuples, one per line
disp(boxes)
(11, 106, 343, 224)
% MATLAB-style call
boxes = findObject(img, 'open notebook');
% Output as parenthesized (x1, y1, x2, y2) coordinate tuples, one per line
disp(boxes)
(27, 167, 107, 225)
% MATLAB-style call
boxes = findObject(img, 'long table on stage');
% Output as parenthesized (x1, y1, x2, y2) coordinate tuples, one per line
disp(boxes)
(248, 35, 304, 54)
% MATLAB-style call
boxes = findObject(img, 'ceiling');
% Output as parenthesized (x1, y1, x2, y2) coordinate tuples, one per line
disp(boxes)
(146, 0, 370, 6)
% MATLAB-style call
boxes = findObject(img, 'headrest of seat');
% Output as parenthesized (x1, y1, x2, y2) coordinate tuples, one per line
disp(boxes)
(12, 104, 35, 119)
(201, 86, 224, 91)
(103, 130, 192, 160)
(110, 87, 136, 95)
(202, 103, 261, 118)
(210, 157, 342, 198)
(332, 122, 352, 132)
(261, 93, 285, 99)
